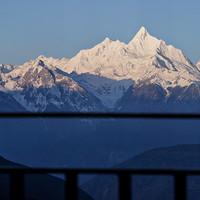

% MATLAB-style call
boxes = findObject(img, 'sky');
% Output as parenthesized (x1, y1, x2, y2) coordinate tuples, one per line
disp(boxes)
(0, 0, 200, 65)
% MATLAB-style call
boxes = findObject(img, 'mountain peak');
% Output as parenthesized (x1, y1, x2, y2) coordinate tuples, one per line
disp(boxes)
(37, 55, 46, 59)
(128, 27, 161, 57)
(34, 58, 45, 68)
(101, 37, 112, 45)
(134, 26, 150, 40)
(196, 60, 200, 69)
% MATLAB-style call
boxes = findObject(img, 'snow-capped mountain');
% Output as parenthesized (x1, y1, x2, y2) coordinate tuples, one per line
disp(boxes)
(60, 26, 199, 88)
(0, 26, 200, 112)
(0, 57, 104, 112)
(58, 26, 200, 111)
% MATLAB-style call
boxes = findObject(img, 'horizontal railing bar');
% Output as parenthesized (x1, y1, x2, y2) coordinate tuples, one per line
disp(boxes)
(0, 112, 200, 119)
(0, 168, 199, 175)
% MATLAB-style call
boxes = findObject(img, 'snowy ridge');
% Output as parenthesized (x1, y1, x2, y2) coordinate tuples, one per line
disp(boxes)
(58, 27, 200, 89)
(196, 60, 200, 69)
(0, 56, 104, 112)
(54, 27, 200, 107)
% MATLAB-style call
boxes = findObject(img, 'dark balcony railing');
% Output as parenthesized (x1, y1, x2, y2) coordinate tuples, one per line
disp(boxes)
(0, 112, 200, 200)
(0, 167, 199, 200)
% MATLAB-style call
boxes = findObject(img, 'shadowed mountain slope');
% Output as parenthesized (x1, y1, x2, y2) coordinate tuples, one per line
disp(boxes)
(82, 144, 200, 200)
(0, 155, 93, 200)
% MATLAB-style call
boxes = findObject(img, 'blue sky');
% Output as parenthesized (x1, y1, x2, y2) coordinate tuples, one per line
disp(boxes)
(1, 0, 200, 65)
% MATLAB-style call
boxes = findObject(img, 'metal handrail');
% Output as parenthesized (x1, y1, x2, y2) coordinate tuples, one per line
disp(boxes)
(0, 168, 196, 200)
(0, 112, 200, 119)
(1, 112, 200, 200)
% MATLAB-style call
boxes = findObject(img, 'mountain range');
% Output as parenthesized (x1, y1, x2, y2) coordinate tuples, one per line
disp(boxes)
(1, 26, 200, 112)
(1, 27, 200, 200)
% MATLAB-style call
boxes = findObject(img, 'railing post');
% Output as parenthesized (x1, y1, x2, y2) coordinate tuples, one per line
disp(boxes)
(10, 172, 24, 200)
(65, 172, 77, 200)
(119, 172, 131, 200)
(174, 173, 186, 200)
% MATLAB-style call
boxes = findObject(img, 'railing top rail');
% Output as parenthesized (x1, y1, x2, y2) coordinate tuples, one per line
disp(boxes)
(0, 168, 200, 175)
(0, 112, 200, 119)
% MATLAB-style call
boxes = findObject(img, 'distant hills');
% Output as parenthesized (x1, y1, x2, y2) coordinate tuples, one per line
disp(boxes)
(82, 144, 200, 200)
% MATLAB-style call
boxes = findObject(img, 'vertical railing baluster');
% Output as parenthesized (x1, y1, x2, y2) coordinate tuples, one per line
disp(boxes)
(119, 172, 131, 200)
(10, 172, 24, 200)
(174, 173, 186, 200)
(65, 172, 77, 200)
